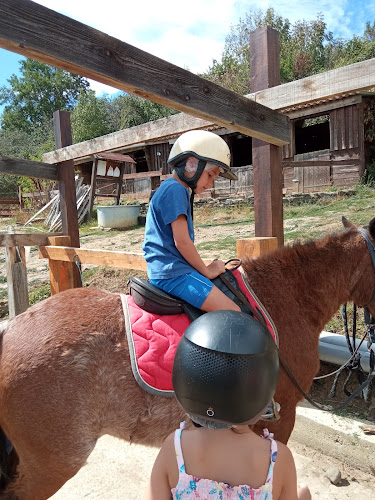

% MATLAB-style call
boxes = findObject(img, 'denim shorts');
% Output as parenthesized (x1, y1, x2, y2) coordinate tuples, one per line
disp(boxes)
(150, 271, 214, 309)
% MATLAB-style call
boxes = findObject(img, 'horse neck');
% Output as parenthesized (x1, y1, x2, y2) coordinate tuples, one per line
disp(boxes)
(247, 230, 373, 333)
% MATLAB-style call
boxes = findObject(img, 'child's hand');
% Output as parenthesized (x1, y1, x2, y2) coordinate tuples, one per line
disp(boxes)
(206, 259, 226, 279)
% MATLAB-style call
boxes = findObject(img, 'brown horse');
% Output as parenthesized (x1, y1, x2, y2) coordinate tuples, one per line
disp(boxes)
(0, 217, 375, 499)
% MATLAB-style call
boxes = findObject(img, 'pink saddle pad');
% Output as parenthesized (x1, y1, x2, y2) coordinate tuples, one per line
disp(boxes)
(122, 269, 278, 397)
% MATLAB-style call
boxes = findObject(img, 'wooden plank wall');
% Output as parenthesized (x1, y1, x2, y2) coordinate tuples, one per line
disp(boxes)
(282, 103, 363, 193)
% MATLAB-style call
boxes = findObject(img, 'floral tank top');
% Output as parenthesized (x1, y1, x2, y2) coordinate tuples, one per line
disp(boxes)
(171, 422, 277, 500)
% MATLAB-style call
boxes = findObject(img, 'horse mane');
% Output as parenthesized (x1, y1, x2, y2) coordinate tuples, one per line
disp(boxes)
(241, 227, 355, 272)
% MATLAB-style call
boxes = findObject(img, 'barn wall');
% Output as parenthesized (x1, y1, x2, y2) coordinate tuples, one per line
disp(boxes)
(282, 102, 365, 193)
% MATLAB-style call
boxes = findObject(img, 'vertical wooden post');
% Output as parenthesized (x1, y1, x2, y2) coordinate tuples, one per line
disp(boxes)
(47, 235, 77, 295)
(6, 245, 29, 318)
(250, 27, 284, 246)
(115, 163, 125, 205)
(53, 110, 81, 288)
(237, 237, 278, 259)
(88, 157, 98, 221)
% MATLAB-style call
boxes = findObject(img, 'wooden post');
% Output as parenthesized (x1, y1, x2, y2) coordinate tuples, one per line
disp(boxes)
(115, 163, 125, 205)
(250, 27, 284, 246)
(5, 245, 29, 318)
(237, 237, 278, 259)
(53, 110, 81, 288)
(88, 157, 98, 221)
(47, 235, 79, 295)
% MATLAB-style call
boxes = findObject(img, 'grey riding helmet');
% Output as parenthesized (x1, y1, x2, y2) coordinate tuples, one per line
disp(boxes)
(172, 310, 279, 426)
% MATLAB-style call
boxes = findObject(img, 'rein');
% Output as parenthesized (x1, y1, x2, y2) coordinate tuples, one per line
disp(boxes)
(222, 229, 375, 413)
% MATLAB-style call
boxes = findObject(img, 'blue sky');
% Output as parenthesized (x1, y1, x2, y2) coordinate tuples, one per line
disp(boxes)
(1, 0, 375, 103)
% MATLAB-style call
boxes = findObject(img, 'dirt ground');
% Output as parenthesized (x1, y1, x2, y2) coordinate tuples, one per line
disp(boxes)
(49, 433, 375, 499)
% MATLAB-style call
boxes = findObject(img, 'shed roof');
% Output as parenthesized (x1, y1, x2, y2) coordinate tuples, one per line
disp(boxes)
(94, 153, 136, 163)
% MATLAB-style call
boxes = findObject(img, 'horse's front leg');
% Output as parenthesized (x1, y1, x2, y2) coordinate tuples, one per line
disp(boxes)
(2, 429, 97, 499)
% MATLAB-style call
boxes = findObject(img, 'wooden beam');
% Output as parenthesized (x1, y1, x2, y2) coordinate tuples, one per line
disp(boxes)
(46, 236, 76, 295)
(41, 62, 375, 167)
(122, 170, 162, 180)
(43, 114, 214, 164)
(0, 232, 62, 247)
(0, 0, 289, 146)
(39, 246, 213, 270)
(248, 58, 375, 110)
(251, 28, 284, 247)
(0, 156, 58, 180)
(54, 111, 80, 249)
(282, 159, 360, 169)
(53, 111, 82, 290)
(237, 237, 278, 258)
(5, 245, 29, 318)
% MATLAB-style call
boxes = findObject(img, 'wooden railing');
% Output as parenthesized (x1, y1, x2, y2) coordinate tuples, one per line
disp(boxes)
(1, 234, 278, 318)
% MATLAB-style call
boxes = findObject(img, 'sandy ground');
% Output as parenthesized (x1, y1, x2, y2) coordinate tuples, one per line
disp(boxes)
(50, 432, 375, 500)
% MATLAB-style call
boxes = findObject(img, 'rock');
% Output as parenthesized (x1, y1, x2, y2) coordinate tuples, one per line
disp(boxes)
(325, 467, 342, 485)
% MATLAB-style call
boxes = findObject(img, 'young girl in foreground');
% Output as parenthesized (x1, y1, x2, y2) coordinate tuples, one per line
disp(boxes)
(144, 311, 311, 500)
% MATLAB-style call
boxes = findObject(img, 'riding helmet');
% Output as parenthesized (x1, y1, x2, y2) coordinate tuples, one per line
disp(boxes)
(168, 130, 238, 190)
(172, 310, 279, 425)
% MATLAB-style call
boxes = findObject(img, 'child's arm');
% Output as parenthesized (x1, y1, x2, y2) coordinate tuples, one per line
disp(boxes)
(143, 439, 173, 500)
(171, 214, 225, 279)
(275, 443, 311, 500)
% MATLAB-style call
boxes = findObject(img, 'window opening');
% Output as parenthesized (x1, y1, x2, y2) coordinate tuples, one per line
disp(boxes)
(295, 115, 330, 155)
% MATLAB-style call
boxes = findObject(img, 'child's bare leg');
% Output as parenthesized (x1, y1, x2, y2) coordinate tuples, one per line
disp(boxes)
(201, 286, 241, 312)
(298, 485, 311, 500)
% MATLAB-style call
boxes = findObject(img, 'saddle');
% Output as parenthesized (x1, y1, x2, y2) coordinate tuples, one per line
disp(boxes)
(123, 266, 278, 401)
(128, 267, 252, 322)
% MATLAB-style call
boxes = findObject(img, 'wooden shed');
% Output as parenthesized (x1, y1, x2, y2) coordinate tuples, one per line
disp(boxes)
(78, 91, 374, 199)
(281, 91, 375, 193)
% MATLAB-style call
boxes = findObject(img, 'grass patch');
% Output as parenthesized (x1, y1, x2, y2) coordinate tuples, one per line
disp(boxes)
(0, 276, 7, 283)
(29, 283, 51, 305)
(196, 235, 237, 253)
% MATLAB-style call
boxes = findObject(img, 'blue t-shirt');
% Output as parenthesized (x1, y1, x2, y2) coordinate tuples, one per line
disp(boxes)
(142, 178, 195, 279)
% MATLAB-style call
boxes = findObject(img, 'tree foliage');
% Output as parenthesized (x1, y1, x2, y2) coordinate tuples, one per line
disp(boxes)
(108, 94, 179, 130)
(0, 59, 89, 132)
(71, 90, 113, 143)
(202, 8, 375, 94)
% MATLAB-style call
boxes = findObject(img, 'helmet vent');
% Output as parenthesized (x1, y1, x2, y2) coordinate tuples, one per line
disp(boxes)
(186, 345, 250, 384)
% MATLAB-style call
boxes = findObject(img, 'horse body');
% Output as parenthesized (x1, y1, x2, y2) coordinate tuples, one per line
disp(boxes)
(1, 220, 375, 499)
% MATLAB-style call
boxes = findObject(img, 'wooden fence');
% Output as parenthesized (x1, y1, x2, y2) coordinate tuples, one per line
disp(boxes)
(1, 235, 277, 318)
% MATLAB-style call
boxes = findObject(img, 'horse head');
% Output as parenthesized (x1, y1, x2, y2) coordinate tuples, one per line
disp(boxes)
(342, 216, 375, 318)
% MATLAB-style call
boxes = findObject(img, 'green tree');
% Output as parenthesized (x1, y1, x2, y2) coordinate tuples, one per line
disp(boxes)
(108, 94, 179, 130)
(71, 90, 114, 143)
(201, 8, 375, 94)
(0, 58, 89, 132)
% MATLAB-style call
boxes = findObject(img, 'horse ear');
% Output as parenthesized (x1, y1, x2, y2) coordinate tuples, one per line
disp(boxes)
(369, 218, 375, 239)
(342, 216, 356, 229)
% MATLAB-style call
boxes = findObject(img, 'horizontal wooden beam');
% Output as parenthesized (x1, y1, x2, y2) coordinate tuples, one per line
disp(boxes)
(0, 198, 20, 205)
(0, 232, 62, 247)
(39, 246, 213, 270)
(0, 0, 289, 146)
(0, 156, 58, 180)
(282, 159, 360, 169)
(43, 114, 213, 164)
(42, 67, 375, 166)
(122, 170, 162, 180)
(247, 58, 375, 110)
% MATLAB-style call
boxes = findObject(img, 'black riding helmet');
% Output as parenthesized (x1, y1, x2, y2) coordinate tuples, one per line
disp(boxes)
(172, 310, 279, 426)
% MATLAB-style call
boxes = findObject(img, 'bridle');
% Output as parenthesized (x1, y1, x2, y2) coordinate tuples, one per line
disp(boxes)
(222, 229, 375, 413)
(304, 228, 375, 411)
